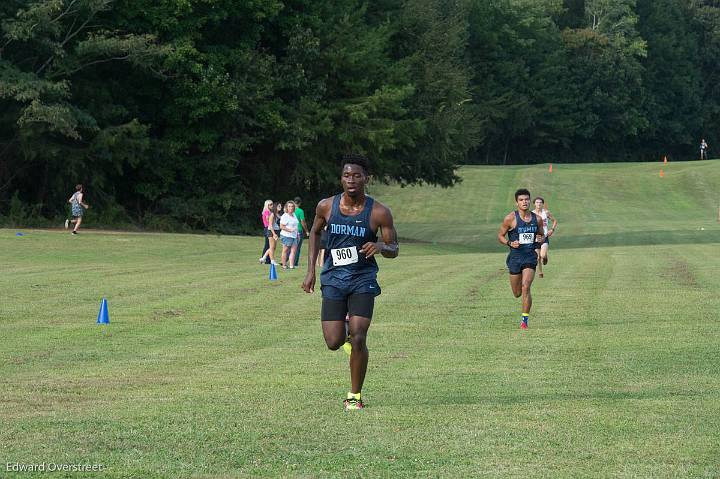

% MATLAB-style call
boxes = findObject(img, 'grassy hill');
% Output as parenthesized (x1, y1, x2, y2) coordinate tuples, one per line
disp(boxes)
(371, 160, 720, 250)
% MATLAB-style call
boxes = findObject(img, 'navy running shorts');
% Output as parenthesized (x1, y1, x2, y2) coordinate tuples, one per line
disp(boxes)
(320, 280, 381, 321)
(506, 252, 537, 275)
(321, 294, 375, 321)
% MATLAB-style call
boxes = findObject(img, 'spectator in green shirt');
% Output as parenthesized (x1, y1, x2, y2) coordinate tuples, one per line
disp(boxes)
(293, 196, 310, 266)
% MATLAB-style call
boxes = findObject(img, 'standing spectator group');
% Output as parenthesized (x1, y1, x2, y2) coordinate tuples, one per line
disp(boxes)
(259, 197, 309, 268)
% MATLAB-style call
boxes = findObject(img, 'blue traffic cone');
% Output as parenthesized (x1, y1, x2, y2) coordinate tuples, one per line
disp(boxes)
(97, 298, 110, 324)
(269, 263, 278, 281)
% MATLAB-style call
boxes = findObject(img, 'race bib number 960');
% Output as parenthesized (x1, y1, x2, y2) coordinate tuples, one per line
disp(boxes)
(519, 233, 535, 245)
(331, 246, 359, 266)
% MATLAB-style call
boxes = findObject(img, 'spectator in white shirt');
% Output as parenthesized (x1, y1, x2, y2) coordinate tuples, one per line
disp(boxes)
(279, 201, 300, 269)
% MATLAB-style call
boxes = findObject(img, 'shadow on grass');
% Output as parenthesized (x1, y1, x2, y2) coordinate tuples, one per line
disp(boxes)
(404, 229, 720, 255)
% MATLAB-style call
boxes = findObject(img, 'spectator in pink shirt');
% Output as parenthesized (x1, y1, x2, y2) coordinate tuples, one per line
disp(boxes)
(259, 200, 278, 265)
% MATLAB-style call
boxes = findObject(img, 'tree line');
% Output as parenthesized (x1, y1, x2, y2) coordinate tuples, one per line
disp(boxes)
(1, 0, 718, 232)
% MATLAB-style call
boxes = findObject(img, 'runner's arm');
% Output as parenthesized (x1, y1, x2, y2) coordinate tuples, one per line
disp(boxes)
(547, 211, 557, 236)
(498, 213, 517, 248)
(378, 206, 398, 258)
(301, 219, 309, 237)
(535, 216, 545, 243)
(302, 199, 331, 293)
(361, 204, 398, 258)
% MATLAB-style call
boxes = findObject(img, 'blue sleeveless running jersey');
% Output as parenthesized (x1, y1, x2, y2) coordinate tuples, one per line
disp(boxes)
(508, 211, 539, 255)
(321, 194, 379, 288)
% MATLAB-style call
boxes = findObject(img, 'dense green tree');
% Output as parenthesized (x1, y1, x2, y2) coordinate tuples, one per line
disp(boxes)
(691, 0, 720, 156)
(557, 0, 586, 29)
(384, 0, 479, 184)
(0, 0, 166, 221)
(1, 0, 481, 230)
(637, 0, 702, 159)
(467, 0, 648, 163)
(468, 0, 576, 163)
(569, 0, 647, 159)
(2, 0, 719, 229)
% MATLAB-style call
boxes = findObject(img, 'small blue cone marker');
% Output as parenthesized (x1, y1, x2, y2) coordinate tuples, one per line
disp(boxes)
(15, 232, 24, 236)
(269, 263, 278, 281)
(97, 298, 110, 324)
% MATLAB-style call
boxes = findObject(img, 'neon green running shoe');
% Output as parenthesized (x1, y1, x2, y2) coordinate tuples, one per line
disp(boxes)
(344, 394, 365, 411)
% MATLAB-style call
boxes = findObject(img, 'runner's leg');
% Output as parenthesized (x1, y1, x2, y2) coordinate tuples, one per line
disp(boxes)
(510, 273, 522, 298)
(521, 267, 535, 314)
(348, 315, 371, 394)
(536, 248, 543, 277)
(322, 320, 347, 350)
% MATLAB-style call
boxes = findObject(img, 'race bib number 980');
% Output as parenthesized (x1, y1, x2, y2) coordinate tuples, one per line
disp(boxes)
(331, 246, 359, 266)
(519, 232, 535, 245)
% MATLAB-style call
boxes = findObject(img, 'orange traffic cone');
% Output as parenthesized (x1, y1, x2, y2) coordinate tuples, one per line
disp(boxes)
(549, 164, 553, 173)
(659, 169, 664, 178)
(663, 156, 667, 164)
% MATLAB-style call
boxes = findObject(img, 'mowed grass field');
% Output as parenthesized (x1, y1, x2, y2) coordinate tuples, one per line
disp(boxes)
(2, 160, 720, 478)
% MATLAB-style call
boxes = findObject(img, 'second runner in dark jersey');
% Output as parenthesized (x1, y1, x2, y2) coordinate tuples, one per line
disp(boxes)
(506, 210, 539, 274)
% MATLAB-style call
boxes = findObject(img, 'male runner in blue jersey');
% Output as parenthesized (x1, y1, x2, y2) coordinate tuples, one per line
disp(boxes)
(302, 153, 399, 411)
(497, 189, 545, 329)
